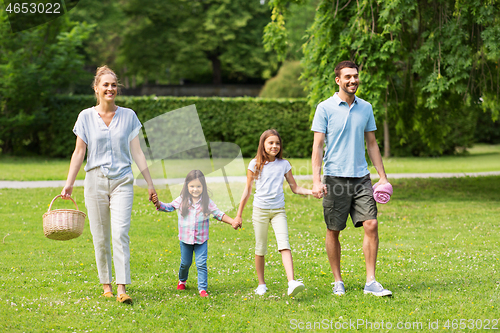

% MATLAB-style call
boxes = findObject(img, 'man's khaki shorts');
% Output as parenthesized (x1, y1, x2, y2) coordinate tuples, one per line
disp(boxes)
(322, 174, 377, 231)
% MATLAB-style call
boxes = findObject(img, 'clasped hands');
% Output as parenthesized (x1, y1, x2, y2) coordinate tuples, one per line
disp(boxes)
(232, 217, 243, 230)
(312, 182, 328, 199)
(151, 193, 242, 230)
(151, 193, 161, 209)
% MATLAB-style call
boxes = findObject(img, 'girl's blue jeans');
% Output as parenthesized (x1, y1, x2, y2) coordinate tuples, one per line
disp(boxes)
(179, 241, 208, 291)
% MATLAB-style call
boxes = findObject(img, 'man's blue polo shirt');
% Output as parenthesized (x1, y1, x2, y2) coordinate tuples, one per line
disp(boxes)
(311, 93, 377, 177)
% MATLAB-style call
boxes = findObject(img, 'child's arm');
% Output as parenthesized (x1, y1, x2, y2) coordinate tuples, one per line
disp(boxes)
(208, 200, 240, 230)
(234, 169, 255, 227)
(285, 170, 313, 195)
(221, 214, 240, 230)
(152, 193, 177, 212)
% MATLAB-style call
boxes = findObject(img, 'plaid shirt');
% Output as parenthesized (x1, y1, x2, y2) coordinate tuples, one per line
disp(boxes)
(157, 196, 225, 244)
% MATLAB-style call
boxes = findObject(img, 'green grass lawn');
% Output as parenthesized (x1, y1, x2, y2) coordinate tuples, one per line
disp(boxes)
(1, 144, 499, 181)
(0, 177, 499, 332)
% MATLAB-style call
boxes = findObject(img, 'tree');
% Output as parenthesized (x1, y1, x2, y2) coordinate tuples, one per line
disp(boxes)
(264, 0, 500, 156)
(67, 0, 132, 88)
(266, 0, 320, 61)
(0, 13, 93, 154)
(121, 0, 277, 85)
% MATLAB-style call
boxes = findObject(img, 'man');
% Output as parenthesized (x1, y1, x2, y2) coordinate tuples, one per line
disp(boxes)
(311, 60, 392, 297)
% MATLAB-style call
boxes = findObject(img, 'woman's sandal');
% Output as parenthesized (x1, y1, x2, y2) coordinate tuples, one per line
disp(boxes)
(116, 293, 133, 304)
(102, 291, 114, 298)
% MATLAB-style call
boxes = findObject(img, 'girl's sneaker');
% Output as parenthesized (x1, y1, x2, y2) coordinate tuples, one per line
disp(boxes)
(254, 284, 268, 295)
(287, 280, 305, 297)
(177, 281, 186, 290)
(199, 290, 208, 297)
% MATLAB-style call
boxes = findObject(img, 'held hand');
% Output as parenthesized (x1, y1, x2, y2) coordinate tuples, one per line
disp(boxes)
(231, 220, 241, 230)
(233, 216, 243, 229)
(312, 183, 327, 199)
(61, 185, 73, 199)
(151, 193, 161, 209)
(148, 189, 157, 202)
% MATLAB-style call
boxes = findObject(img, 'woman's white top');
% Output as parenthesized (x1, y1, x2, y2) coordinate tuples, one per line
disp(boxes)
(73, 106, 142, 179)
(248, 158, 292, 209)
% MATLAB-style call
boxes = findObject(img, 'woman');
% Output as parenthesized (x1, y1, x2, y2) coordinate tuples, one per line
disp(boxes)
(61, 66, 156, 304)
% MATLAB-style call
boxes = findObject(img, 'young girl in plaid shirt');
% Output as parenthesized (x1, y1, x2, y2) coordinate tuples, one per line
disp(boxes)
(152, 170, 240, 297)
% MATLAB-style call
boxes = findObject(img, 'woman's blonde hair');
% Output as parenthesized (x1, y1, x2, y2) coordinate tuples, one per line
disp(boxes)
(92, 65, 120, 105)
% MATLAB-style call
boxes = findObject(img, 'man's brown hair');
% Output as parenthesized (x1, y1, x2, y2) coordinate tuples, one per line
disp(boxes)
(334, 61, 359, 78)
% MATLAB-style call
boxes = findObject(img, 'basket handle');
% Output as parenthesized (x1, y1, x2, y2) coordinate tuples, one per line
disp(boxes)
(47, 195, 79, 212)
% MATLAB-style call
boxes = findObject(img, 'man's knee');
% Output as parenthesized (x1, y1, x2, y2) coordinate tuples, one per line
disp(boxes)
(363, 219, 378, 233)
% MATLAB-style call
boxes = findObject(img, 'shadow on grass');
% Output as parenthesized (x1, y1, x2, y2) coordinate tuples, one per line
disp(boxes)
(392, 177, 500, 203)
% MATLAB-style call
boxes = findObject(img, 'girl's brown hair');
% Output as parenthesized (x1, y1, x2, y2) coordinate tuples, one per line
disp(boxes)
(92, 65, 120, 105)
(253, 129, 283, 179)
(180, 170, 210, 217)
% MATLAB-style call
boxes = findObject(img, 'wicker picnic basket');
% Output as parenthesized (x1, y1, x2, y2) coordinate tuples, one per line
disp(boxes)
(43, 195, 86, 241)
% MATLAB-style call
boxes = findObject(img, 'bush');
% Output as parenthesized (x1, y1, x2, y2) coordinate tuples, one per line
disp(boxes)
(259, 61, 307, 98)
(475, 109, 500, 144)
(40, 95, 313, 158)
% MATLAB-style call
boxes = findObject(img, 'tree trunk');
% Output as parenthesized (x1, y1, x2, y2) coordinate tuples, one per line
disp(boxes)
(209, 54, 222, 85)
(383, 107, 391, 158)
(383, 85, 390, 158)
(123, 66, 129, 88)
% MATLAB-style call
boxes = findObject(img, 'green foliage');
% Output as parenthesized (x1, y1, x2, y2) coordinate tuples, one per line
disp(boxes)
(259, 61, 307, 98)
(388, 95, 480, 156)
(263, 0, 307, 61)
(263, 6, 289, 62)
(0, 12, 94, 154)
(121, 0, 277, 84)
(265, 0, 500, 156)
(282, 0, 320, 60)
(40, 95, 312, 158)
(475, 109, 500, 144)
(67, 0, 129, 78)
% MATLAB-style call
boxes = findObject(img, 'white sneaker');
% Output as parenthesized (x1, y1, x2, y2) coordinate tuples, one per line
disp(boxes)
(254, 284, 268, 295)
(332, 281, 345, 295)
(288, 280, 305, 297)
(363, 280, 392, 297)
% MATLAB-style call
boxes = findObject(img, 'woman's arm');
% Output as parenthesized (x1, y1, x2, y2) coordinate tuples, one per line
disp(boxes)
(285, 170, 313, 195)
(233, 169, 255, 227)
(130, 135, 157, 201)
(61, 136, 87, 199)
